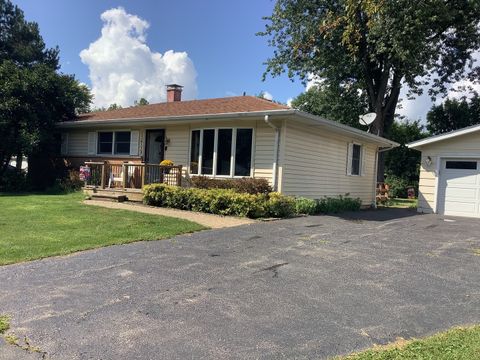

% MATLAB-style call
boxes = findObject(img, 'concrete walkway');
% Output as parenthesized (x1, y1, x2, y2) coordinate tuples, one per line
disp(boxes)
(83, 200, 256, 228)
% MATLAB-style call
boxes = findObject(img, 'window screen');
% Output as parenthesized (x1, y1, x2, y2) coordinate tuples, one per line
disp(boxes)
(201, 129, 215, 175)
(114, 131, 131, 154)
(351, 144, 361, 175)
(98, 132, 113, 154)
(216, 129, 232, 175)
(235, 129, 253, 176)
(445, 161, 477, 170)
(190, 130, 200, 174)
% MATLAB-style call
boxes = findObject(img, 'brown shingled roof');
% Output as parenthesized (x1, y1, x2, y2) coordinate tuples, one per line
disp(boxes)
(76, 96, 289, 121)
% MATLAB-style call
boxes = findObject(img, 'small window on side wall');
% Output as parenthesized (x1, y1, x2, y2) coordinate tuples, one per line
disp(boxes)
(347, 143, 362, 176)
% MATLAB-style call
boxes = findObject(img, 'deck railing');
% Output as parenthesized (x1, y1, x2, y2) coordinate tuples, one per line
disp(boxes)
(83, 161, 182, 189)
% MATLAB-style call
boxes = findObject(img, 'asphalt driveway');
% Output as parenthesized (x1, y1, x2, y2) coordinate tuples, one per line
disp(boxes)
(1, 209, 479, 359)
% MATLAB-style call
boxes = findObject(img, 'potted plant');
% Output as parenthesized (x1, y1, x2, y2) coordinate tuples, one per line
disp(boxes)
(160, 159, 174, 174)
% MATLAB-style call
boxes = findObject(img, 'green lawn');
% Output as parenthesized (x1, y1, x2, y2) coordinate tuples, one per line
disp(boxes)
(379, 198, 418, 209)
(340, 326, 480, 359)
(0, 192, 206, 265)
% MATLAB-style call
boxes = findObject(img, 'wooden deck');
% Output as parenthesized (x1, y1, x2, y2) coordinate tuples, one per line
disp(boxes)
(81, 161, 183, 202)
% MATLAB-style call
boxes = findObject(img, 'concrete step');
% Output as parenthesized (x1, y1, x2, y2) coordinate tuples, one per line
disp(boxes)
(91, 193, 128, 202)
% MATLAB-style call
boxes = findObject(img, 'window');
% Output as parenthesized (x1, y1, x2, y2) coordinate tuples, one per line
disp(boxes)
(348, 143, 362, 176)
(216, 129, 232, 175)
(97, 131, 131, 155)
(446, 161, 477, 170)
(114, 131, 131, 154)
(190, 130, 200, 174)
(235, 129, 253, 176)
(190, 128, 253, 177)
(98, 132, 113, 154)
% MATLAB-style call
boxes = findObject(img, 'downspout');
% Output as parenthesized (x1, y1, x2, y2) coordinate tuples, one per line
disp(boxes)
(264, 115, 280, 191)
(373, 145, 396, 208)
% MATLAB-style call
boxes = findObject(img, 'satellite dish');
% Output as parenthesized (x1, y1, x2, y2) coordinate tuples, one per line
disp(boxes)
(359, 113, 376, 126)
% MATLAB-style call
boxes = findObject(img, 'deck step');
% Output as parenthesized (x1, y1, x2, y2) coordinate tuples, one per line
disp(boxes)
(91, 194, 128, 202)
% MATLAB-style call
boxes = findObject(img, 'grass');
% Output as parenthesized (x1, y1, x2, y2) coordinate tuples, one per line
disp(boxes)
(379, 198, 418, 209)
(340, 326, 480, 359)
(0, 192, 206, 265)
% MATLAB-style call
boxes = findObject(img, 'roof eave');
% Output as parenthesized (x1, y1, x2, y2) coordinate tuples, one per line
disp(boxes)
(407, 124, 480, 149)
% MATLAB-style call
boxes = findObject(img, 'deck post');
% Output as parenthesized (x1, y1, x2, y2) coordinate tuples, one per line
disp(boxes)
(141, 163, 146, 188)
(100, 161, 106, 189)
(177, 165, 182, 186)
(122, 162, 128, 189)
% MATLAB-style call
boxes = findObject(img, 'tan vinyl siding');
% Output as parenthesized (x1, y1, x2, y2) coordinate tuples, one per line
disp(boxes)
(281, 122, 377, 205)
(67, 131, 89, 156)
(163, 125, 189, 169)
(416, 131, 480, 214)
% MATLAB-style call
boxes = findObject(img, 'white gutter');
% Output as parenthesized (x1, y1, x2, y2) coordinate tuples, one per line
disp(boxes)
(264, 114, 280, 191)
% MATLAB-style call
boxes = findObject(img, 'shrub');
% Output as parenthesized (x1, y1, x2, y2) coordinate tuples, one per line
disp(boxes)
(385, 174, 418, 198)
(266, 192, 296, 218)
(316, 195, 362, 214)
(0, 168, 27, 192)
(295, 197, 317, 215)
(190, 176, 272, 194)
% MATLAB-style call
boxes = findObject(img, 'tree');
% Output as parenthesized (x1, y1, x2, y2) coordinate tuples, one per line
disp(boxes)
(290, 83, 368, 129)
(0, 0, 91, 189)
(384, 120, 426, 183)
(107, 103, 123, 111)
(259, 0, 480, 180)
(134, 98, 149, 106)
(426, 94, 480, 135)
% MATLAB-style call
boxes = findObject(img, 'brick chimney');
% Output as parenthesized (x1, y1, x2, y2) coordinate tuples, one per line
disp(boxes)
(166, 84, 183, 102)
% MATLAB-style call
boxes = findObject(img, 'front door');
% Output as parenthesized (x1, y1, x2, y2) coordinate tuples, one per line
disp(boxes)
(145, 130, 165, 164)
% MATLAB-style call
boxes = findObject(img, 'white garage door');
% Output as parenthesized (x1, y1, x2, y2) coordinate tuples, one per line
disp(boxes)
(438, 159, 480, 218)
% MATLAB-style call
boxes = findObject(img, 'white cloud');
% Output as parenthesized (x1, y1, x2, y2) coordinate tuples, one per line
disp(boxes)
(286, 97, 293, 107)
(262, 91, 273, 101)
(80, 7, 197, 108)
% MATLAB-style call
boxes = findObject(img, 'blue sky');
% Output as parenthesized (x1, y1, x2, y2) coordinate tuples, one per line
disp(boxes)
(13, 0, 305, 106)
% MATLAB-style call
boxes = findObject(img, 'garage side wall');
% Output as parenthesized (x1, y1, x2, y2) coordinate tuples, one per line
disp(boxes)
(281, 121, 377, 205)
(416, 131, 480, 214)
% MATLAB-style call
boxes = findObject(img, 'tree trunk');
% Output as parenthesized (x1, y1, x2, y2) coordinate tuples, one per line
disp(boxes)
(15, 153, 23, 171)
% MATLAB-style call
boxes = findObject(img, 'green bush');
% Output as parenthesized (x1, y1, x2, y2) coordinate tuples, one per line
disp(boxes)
(190, 176, 272, 194)
(144, 184, 290, 218)
(143, 184, 362, 218)
(0, 169, 27, 192)
(295, 197, 318, 215)
(266, 192, 296, 218)
(385, 174, 418, 198)
(316, 195, 362, 214)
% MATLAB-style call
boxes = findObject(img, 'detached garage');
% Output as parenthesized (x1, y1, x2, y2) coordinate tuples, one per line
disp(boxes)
(408, 124, 480, 218)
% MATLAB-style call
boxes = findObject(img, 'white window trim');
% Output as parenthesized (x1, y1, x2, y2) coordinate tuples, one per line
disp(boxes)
(188, 127, 255, 178)
(96, 130, 135, 157)
(347, 142, 364, 177)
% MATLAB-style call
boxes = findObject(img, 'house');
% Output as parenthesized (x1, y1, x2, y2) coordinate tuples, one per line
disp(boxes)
(58, 84, 397, 205)
(408, 124, 480, 218)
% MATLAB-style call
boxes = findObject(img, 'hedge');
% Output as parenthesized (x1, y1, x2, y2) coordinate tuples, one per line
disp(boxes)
(143, 184, 362, 219)
(190, 176, 272, 194)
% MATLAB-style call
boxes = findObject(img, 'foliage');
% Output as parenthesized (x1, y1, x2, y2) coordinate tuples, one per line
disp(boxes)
(190, 176, 272, 195)
(426, 94, 480, 135)
(295, 197, 318, 215)
(0, 315, 10, 334)
(45, 170, 84, 194)
(259, 0, 480, 181)
(160, 159, 174, 166)
(266, 192, 297, 218)
(340, 325, 480, 360)
(290, 83, 368, 130)
(0, 192, 205, 265)
(144, 184, 271, 218)
(316, 195, 362, 214)
(107, 103, 122, 111)
(0, 167, 26, 192)
(144, 184, 362, 218)
(385, 174, 417, 199)
(384, 120, 427, 183)
(0, 0, 92, 189)
(134, 98, 149, 106)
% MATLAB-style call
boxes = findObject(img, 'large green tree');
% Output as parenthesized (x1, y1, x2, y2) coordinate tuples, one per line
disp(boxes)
(426, 94, 480, 135)
(0, 0, 91, 189)
(259, 0, 480, 180)
(290, 83, 368, 129)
